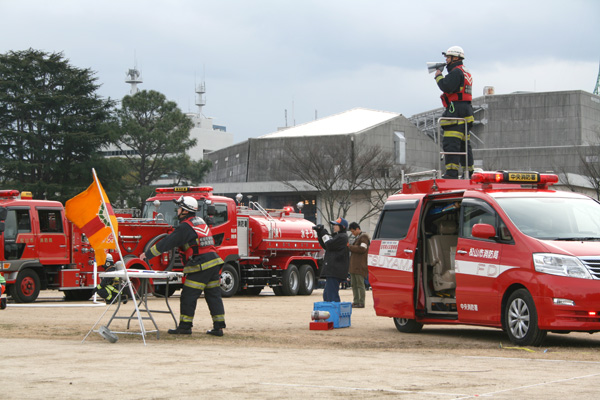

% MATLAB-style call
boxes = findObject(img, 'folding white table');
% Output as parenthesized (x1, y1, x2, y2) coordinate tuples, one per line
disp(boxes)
(98, 269, 182, 340)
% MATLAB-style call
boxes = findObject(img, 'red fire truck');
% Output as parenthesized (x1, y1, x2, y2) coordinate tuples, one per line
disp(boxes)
(0, 187, 322, 302)
(368, 171, 600, 346)
(0, 190, 98, 303)
(116, 186, 322, 298)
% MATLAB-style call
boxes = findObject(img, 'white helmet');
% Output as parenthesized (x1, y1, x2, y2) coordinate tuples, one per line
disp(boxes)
(174, 195, 198, 212)
(442, 46, 465, 59)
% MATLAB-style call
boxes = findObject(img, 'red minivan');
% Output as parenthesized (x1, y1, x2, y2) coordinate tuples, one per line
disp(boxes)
(368, 171, 600, 346)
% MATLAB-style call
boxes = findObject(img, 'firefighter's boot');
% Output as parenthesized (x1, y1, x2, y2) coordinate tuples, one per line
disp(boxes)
(206, 321, 225, 337)
(168, 323, 192, 335)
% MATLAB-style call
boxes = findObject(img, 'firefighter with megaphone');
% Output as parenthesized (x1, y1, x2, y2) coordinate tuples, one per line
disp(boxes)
(433, 46, 474, 179)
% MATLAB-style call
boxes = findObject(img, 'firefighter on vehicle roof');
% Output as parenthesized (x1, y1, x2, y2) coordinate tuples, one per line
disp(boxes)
(140, 195, 226, 336)
(435, 45, 474, 179)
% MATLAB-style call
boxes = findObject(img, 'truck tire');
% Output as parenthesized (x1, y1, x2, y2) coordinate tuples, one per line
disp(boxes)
(220, 263, 239, 298)
(298, 264, 315, 295)
(9, 269, 41, 303)
(393, 317, 424, 333)
(272, 286, 284, 296)
(281, 265, 299, 296)
(241, 286, 263, 296)
(154, 284, 178, 298)
(504, 288, 547, 346)
(63, 289, 94, 301)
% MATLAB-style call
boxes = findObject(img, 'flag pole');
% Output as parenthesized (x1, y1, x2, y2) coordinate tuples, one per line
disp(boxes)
(92, 168, 147, 344)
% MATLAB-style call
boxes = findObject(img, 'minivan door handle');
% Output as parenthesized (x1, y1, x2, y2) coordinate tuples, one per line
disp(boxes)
(404, 249, 413, 254)
(457, 250, 468, 255)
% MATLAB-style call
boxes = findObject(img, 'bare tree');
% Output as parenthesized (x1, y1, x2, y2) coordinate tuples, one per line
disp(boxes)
(578, 145, 600, 200)
(279, 135, 402, 224)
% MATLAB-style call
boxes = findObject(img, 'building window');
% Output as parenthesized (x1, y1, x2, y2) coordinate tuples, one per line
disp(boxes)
(394, 131, 406, 164)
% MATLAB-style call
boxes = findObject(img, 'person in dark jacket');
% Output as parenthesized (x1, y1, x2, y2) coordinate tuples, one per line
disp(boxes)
(314, 217, 349, 302)
(140, 195, 226, 336)
(435, 45, 474, 179)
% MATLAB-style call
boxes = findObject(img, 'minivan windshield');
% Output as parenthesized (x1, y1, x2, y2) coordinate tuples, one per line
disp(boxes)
(496, 197, 600, 240)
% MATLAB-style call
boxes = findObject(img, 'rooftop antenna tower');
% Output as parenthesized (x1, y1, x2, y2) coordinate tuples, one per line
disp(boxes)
(125, 55, 142, 95)
(196, 66, 206, 117)
(594, 61, 600, 96)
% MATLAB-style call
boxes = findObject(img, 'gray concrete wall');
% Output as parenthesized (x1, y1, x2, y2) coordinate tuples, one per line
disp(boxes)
(471, 90, 600, 174)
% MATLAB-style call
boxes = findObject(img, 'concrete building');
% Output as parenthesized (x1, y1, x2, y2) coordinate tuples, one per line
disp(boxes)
(410, 90, 600, 175)
(203, 108, 440, 231)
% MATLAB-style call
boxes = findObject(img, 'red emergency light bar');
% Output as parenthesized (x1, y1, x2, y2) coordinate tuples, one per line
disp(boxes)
(471, 171, 558, 187)
(155, 186, 213, 194)
(0, 190, 20, 199)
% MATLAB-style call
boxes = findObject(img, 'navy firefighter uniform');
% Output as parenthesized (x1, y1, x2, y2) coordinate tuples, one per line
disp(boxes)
(435, 45, 474, 178)
(141, 195, 226, 336)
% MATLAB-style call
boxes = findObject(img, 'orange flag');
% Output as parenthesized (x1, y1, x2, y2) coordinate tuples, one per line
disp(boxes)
(65, 173, 118, 266)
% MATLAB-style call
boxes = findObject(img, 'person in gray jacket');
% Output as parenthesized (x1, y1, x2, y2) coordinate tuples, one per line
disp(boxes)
(314, 217, 349, 302)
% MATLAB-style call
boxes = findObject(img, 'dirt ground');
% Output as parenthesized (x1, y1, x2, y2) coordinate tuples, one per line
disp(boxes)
(2, 287, 600, 399)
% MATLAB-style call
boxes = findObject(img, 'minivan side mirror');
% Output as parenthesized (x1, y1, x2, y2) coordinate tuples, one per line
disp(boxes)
(472, 223, 496, 239)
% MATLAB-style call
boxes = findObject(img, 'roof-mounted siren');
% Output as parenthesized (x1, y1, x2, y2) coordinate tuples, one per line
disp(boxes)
(125, 67, 142, 95)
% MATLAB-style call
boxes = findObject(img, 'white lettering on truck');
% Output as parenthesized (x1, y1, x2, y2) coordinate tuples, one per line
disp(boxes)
(455, 260, 516, 278)
(368, 254, 413, 272)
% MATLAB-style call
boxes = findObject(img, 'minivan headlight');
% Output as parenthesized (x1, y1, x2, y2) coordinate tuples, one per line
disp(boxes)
(533, 253, 593, 279)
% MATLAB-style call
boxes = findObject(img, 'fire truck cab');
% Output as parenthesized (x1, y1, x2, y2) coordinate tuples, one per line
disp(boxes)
(0, 190, 95, 302)
(368, 171, 600, 346)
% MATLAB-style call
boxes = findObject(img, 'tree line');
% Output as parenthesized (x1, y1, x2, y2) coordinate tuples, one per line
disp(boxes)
(0, 49, 210, 209)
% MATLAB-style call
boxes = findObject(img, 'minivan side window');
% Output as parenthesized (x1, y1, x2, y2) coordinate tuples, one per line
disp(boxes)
(461, 199, 513, 242)
(374, 200, 418, 240)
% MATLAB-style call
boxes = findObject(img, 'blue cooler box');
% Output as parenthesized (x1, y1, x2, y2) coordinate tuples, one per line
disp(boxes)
(313, 301, 352, 328)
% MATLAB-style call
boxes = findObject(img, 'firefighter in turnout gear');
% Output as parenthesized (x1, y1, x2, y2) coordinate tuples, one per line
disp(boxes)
(435, 45, 474, 179)
(140, 195, 226, 336)
(94, 254, 121, 304)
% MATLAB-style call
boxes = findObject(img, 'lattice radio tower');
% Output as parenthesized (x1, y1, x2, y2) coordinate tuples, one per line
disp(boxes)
(594, 61, 600, 96)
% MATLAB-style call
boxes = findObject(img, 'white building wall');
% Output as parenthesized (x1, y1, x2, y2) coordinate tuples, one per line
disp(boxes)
(187, 113, 234, 160)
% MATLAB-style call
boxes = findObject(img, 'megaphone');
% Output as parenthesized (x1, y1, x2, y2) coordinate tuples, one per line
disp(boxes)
(427, 62, 446, 74)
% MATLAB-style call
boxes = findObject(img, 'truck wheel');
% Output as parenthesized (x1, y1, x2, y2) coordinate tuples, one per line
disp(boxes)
(9, 269, 41, 303)
(220, 263, 239, 298)
(241, 286, 263, 296)
(504, 289, 547, 346)
(298, 264, 315, 295)
(154, 285, 178, 298)
(63, 289, 94, 301)
(272, 286, 284, 296)
(393, 318, 423, 333)
(281, 265, 299, 296)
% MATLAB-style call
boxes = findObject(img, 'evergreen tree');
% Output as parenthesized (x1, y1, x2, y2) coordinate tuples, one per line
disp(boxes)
(0, 49, 114, 201)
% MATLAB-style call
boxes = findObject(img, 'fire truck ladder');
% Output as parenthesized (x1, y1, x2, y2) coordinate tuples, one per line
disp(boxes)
(437, 117, 470, 180)
(249, 201, 276, 238)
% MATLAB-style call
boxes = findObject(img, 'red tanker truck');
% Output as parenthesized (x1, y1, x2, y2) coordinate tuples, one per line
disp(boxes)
(118, 186, 323, 297)
(0, 187, 322, 302)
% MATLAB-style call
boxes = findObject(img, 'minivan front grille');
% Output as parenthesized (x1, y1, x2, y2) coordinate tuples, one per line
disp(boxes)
(580, 257, 600, 279)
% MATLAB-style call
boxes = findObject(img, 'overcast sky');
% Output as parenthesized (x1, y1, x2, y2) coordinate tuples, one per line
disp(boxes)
(1, 0, 599, 143)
